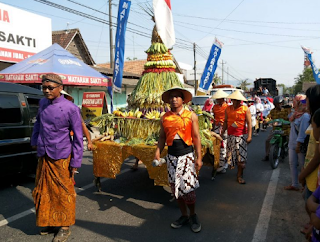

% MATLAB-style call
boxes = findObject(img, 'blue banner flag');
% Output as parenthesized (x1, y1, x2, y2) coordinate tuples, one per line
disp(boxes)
(112, 0, 131, 93)
(198, 38, 223, 93)
(107, 82, 113, 113)
(302, 46, 320, 84)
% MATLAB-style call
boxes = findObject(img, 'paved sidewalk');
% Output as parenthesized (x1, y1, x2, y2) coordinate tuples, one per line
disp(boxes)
(266, 158, 309, 242)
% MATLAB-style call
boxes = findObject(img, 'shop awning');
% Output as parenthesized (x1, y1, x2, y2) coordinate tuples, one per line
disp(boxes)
(0, 43, 111, 87)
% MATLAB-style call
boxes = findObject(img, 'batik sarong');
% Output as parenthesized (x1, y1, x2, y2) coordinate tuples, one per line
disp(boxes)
(214, 124, 228, 170)
(166, 152, 199, 201)
(226, 134, 248, 168)
(32, 155, 76, 227)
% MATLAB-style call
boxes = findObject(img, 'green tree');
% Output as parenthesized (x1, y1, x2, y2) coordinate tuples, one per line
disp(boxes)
(212, 74, 222, 86)
(238, 79, 251, 91)
(287, 86, 295, 94)
(294, 68, 314, 93)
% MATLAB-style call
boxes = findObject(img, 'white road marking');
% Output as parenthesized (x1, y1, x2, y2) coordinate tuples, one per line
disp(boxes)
(0, 208, 35, 227)
(0, 168, 130, 227)
(252, 168, 280, 242)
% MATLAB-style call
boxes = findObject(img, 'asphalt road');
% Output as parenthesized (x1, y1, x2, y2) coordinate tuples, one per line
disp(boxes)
(0, 128, 309, 242)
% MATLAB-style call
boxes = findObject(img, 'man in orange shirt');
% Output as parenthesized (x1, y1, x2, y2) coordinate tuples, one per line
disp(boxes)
(221, 90, 252, 184)
(212, 90, 229, 173)
(154, 87, 202, 233)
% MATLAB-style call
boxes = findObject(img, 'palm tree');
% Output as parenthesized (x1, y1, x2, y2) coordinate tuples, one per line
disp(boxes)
(211, 74, 222, 87)
(238, 79, 250, 91)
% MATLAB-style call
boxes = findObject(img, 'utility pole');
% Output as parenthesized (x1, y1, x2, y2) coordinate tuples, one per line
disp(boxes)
(227, 67, 229, 85)
(133, 34, 135, 59)
(109, 0, 114, 69)
(193, 43, 197, 96)
(221, 60, 226, 84)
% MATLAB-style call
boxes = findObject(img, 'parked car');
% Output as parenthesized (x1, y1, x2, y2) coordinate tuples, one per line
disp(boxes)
(192, 95, 210, 109)
(0, 82, 43, 177)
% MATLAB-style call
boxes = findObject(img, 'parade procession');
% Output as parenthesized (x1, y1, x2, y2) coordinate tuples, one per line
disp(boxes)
(1, 0, 320, 242)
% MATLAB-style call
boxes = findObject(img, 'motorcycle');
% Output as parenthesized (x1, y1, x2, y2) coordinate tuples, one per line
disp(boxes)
(268, 118, 290, 169)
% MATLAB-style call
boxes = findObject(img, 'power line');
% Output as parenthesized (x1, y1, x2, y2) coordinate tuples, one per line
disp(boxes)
(195, 44, 244, 82)
(226, 63, 247, 80)
(174, 19, 320, 33)
(36, 0, 153, 32)
(213, 0, 246, 29)
(175, 22, 320, 50)
(35, 0, 190, 49)
(174, 13, 320, 25)
(174, 22, 320, 39)
(214, 27, 320, 38)
(198, 0, 246, 41)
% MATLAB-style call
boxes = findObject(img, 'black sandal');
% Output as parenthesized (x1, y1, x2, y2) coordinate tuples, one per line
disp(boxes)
(39, 226, 55, 235)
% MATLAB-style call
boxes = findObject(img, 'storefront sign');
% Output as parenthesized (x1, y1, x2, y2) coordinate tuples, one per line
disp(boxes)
(0, 73, 111, 87)
(0, 3, 52, 63)
(81, 92, 108, 120)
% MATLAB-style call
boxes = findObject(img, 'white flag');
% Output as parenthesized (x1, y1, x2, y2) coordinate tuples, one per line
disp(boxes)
(153, 0, 175, 48)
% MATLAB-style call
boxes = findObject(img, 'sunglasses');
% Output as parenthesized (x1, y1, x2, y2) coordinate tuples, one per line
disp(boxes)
(42, 85, 60, 91)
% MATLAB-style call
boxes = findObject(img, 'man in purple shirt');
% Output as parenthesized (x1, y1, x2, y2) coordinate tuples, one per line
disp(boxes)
(31, 74, 83, 242)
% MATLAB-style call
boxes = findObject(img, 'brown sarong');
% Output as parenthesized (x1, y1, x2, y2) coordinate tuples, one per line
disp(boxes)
(32, 155, 76, 227)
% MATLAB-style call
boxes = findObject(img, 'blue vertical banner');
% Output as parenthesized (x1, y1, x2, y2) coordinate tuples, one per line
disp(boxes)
(107, 78, 113, 113)
(302, 46, 320, 84)
(198, 38, 223, 93)
(113, 0, 131, 95)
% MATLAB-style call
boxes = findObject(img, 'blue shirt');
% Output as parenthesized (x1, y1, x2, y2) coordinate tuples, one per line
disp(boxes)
(31, 95, 83, 168)
(288, 112, 310, 150)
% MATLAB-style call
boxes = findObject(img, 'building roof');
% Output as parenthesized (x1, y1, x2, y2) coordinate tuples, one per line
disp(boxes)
(97, 59, 147, 75)
(93, 66, 141, 79)
(97, 56, 184, 76)
(93, 66, 192, 88)
(52, 28, 95, 66)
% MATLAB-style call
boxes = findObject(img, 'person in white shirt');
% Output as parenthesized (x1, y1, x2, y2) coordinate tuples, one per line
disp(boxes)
(248, 99, 256, 133)
(254, 97, 264, 136)
(261, 99, 272, 130)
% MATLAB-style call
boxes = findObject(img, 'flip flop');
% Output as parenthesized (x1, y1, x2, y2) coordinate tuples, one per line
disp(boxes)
(237, 177, 246, 184)
(300, 224, 313, 235)
(284, 185, 299, 191)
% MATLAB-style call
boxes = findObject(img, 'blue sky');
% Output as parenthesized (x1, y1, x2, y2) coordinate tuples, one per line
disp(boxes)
(2, 0, 320, 87)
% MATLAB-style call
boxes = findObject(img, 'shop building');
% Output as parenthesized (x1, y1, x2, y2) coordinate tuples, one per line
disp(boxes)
(52, 28, 140, 110)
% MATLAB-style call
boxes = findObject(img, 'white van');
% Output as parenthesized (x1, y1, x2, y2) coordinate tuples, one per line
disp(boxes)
(192, 95, 210, 109)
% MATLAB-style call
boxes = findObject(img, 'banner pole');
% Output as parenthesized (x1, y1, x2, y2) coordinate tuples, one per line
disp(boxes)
(109, 0, 114, 69)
